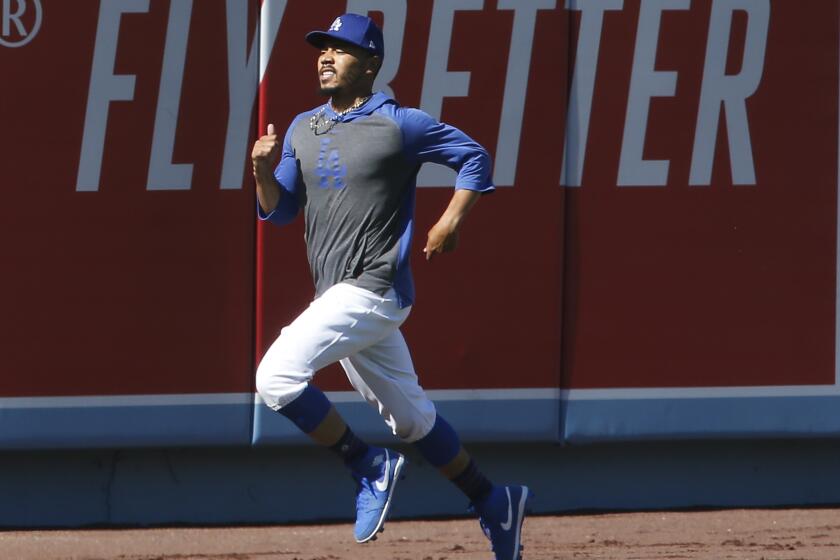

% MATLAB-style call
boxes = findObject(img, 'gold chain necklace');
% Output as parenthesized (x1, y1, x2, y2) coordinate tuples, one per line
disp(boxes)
(309, 95, 372, 135)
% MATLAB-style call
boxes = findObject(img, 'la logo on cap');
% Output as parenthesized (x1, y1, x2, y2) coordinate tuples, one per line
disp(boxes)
(329, 17, 342, 31)
(369, 40, 376, 49)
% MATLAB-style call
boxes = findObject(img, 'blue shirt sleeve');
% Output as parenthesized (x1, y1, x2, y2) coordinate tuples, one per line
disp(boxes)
(257, 117, 303, 226)
(398, 108, 495, 193)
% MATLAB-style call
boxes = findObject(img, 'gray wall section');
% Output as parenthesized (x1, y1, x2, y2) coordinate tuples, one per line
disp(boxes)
(0, 396, 560, 450)
(2, 440, 839, 527)
(562, 396, 840, 442)
(253, 396, 560, 445)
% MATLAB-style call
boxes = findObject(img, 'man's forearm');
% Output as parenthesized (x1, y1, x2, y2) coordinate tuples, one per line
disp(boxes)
(254, 166, 281, 215)
(423, 189, 482, 259)
(437, 188, 481, 230)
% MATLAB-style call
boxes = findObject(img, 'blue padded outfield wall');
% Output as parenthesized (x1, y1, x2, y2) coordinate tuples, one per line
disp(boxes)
(4, 385, 840, 451)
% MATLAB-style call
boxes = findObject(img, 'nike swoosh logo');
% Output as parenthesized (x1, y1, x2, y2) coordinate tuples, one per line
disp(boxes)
(374, 450, 390, 492)
(500, 487, 513, 531)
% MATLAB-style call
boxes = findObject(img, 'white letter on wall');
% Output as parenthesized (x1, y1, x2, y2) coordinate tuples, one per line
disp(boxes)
(560, 0, 624, 187)
(417, 0, 484, 187)
(689, 0, 769, 186)
(147, 0, 193, 191)
(76, 0, 149, 191)
(495, 0, 556, 186)
(220, 0, 286, 189)
(617, 0, 689, 187)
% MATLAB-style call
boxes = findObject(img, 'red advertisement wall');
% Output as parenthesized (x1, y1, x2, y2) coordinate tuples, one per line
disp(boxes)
(561, 0, 838, 389)
(0, 0, 838, 446)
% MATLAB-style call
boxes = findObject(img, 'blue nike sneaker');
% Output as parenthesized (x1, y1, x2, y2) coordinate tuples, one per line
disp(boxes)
(352, 448, 406, 543)
(473, 485, 531, 560)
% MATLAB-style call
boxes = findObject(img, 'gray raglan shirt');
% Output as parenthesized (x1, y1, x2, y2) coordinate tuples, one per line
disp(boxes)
(258, 92, 495, 308)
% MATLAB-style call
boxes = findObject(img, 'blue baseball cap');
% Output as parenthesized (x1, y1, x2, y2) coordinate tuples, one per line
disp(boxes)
(305, 13, 384, 58)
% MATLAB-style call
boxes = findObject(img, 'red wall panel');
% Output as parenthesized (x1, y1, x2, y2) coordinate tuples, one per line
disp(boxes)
(561, 0, 838, 389)
(0, 1, 258, 396)
(1, 0, 837, 410)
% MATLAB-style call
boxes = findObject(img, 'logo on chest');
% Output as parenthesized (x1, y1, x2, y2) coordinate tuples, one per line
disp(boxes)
(316, 138, 347, 189)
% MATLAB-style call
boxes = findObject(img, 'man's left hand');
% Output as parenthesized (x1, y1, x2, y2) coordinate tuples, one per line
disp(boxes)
(423, 219, 460, 261)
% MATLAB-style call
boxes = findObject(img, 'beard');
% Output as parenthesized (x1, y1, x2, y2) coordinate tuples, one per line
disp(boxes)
(318, 84, 341, 97)
(317, 65, 364, 98)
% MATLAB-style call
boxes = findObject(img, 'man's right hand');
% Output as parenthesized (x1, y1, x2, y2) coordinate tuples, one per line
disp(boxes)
(252, 124, 282, 214)
(252, 123, 281, 176)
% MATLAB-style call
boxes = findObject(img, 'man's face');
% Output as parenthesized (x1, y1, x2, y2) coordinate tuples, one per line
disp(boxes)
(317, 40, 369, 96)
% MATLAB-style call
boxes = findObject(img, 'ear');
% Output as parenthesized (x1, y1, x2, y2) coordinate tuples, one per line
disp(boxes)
(366, 55, 382, 76)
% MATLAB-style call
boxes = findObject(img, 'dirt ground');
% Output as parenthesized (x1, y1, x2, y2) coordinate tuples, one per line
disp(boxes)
(2, 508, 840, 560)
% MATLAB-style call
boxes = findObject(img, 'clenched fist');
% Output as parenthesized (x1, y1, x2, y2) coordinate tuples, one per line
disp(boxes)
(252, 124, 282, 214)
(423, 218, 460, 261)
(252, 123, 281, 176)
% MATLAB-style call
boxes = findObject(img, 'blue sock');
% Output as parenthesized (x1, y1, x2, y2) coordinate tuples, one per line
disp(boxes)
(279, 386, 381, 477)
(413, 414, 461, 467)
(277, 384, 332, 434)
(414, 415, 493, 503)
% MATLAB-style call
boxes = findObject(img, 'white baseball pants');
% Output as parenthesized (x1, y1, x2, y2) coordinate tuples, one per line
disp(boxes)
(255, 282, 437, 442)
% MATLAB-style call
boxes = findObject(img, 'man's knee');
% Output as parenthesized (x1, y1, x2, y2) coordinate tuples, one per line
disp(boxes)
(254, 362, 276, 407)
(388, 403, 437, 443)
(255, 358, 310, 411)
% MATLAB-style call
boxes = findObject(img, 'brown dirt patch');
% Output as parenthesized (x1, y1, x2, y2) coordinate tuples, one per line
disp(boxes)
(2, 508, 839, 559)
